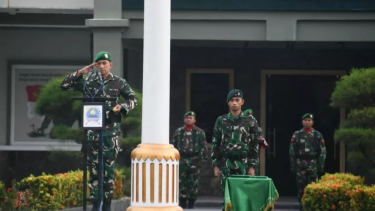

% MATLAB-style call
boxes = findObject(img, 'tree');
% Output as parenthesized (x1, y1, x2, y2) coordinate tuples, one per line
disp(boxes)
(331, 67, 375, 184)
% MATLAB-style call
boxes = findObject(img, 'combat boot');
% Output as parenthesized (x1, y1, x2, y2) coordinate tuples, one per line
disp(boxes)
(179, 198, 187, 208)
(103, 199, 112, 211)
(188, 199, 195, 209)
(91, 201, 99, 211)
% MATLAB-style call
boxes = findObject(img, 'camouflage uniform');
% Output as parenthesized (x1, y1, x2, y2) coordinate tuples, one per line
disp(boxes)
(61, 70, 137, 206)
(243, 109, 269, 176)
(211, 112, 259, 191)
(289, 128, 326, 208)
(173, 125, 207, 207)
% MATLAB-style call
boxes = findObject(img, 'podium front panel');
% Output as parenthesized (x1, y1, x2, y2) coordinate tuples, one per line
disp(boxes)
(82, 102, 105, 130)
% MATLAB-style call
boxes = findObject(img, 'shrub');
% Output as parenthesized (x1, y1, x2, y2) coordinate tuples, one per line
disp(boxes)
(302, 173, 374, 211)
(331, 68, 375, 184)
(350, 185, 375, 210)
(320, 173, 364, 186)
(0, 169, 125, 211)
(0, 181, 30, 211)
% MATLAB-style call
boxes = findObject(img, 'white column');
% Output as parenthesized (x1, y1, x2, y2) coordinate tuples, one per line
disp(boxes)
(127, 0, 180, 209)
(141, 0, 171, 145)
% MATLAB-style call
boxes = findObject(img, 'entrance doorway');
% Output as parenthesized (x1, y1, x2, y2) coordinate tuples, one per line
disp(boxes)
(260, 70, 346, 196)
(185, 69, 234, 144)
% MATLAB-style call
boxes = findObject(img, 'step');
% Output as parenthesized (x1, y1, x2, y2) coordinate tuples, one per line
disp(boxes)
(195, 196, 300, 210)
(274, 197, 300, 210)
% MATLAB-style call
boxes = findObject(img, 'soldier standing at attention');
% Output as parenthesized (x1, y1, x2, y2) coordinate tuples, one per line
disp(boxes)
(289, 113, 326, 211)
(243, 109, 269, 175)
(61, 51, 137, 211)
(211, 89, 259, 195)
(173, 111, 208, 209)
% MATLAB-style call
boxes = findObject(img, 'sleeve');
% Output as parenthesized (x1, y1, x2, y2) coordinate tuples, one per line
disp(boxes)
(289, 132, 297, 172)
(248, 117, 259, 169)
(319, 133, 327, 171)
(198, 130, 208, 163)
(172, 129, 180, 148)
(119, 78, 138, 116)
(211, 117, 222, 167)
(60, 71, 84, 91)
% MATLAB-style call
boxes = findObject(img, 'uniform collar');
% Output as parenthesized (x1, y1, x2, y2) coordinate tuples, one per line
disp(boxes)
(104, 73, 114, 81)
(185, 125, 194, 131)
(301, 128, 316, 133)
(94, 72, 114, 84)
(227, 111, 245, 118)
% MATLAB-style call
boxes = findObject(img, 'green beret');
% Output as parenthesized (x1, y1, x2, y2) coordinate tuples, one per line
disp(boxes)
(302, 113, 314, 120)
(184, 111, 196, 118)
(244, 109, 253, 115)
(94, 51, 111, 62)
(227, 89, 243, 102)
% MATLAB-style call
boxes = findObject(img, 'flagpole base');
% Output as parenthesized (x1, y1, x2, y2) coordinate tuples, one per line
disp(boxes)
(128, 144, 180, 209)
(126, 206, 183, 211)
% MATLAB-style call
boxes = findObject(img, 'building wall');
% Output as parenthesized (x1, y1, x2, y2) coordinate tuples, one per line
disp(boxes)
(0, 0, 93, 10)
(123, 11, 375, 42)
(126, 43, 375, 140)
(125, 43, 375, 195)
(170, 45, 375, 195)
(0, 29, 91, 145)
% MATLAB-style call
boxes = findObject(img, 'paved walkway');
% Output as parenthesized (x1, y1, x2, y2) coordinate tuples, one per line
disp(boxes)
(192, 196, 299, 211)
(188, 209, 298, 211)
(65, 196, 299, 211)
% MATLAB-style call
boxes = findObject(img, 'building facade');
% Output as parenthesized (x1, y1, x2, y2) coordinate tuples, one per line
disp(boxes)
(1, 0, 375, 196)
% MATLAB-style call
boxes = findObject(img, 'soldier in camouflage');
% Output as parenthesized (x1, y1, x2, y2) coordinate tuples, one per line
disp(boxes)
(211, 89, 259, 199)
(289, 113, 326, 211)
(173, 111, 208, 209)
(243, 109, 269, 175)
(60, 51, 137, 211)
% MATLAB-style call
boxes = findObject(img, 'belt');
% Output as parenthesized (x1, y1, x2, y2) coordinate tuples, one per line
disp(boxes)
(296, 154, 318, 160)
(180, 152, 199, 157)
(224, 154, 246, 160)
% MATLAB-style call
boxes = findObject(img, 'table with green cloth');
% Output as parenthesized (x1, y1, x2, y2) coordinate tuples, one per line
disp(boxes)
(224, 175, 279, 211)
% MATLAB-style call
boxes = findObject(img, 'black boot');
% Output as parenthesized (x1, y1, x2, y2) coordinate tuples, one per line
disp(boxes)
(103, 199, 112, 211)
(179, 198, 187, 208)
(188, 199, 195, 209)
(91, 201, 99, 211)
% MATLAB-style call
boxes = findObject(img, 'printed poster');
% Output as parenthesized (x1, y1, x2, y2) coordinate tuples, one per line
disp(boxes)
(10, 65, 83, 150)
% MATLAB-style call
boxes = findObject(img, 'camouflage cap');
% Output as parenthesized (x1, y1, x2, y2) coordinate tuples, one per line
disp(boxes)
(94, 51, 111, 62)
(244, 109, 253, 115)
(227, 89, 243, 102)
(302, 113, 314, 120)
(184, 111, 196, 118)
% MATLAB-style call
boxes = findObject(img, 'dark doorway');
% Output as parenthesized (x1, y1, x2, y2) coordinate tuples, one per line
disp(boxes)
(190, 72, 232, 143)
(265, 74, 341, 196)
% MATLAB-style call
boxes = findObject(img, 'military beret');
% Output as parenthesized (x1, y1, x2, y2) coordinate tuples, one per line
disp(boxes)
(94, 51, 111, 62)
(184, 111, 196, 118)
(302, 113, 314, 120)
(227, 89, 243, 102)
(244, 109, 253, 115)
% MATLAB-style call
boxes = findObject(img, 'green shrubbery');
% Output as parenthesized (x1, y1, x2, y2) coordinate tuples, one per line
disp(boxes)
(331, 68, 375, 184)
(302, 173, 375, 210)
(0, 169, 125, 211)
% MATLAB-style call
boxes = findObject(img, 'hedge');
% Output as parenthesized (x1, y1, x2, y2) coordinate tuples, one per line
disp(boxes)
(0, 169, 125, 211)
(302, 173, 375, 210)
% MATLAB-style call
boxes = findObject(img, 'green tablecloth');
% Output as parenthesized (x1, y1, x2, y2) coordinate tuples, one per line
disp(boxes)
(224, 176, 279, 211)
